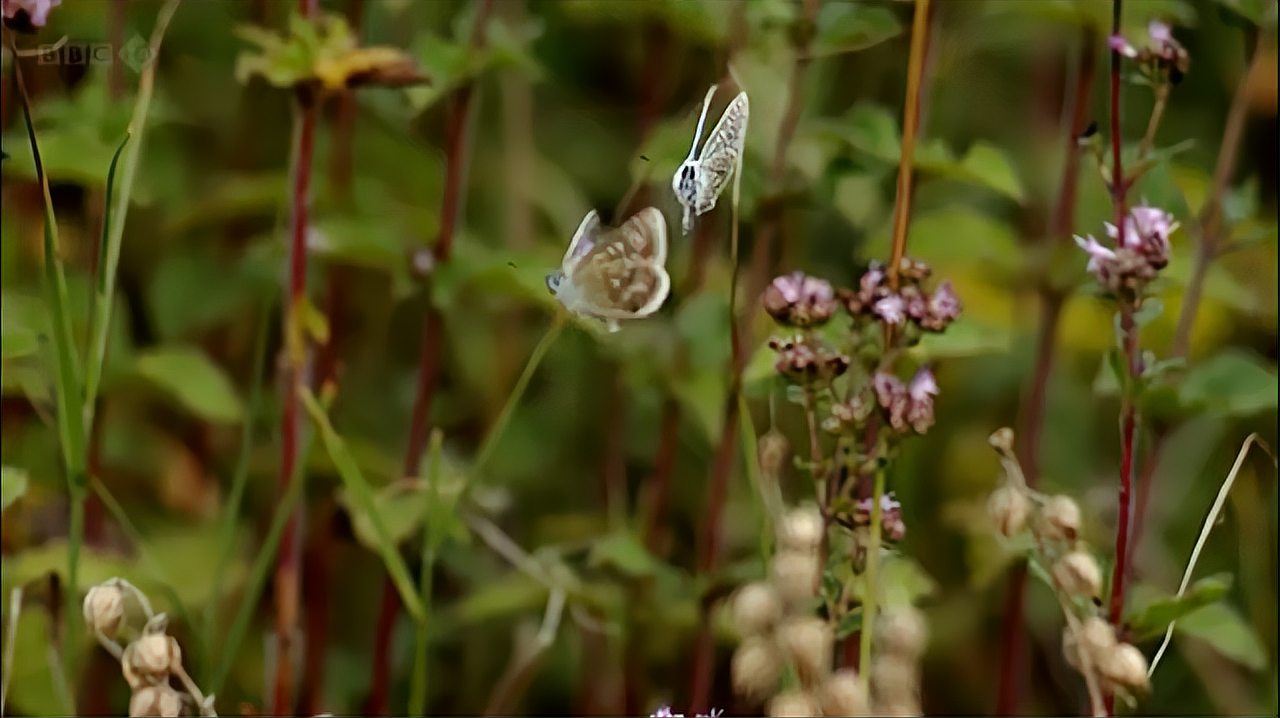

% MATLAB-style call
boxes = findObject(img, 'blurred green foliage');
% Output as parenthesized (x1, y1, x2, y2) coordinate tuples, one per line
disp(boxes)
(1, 0, 1277, 716)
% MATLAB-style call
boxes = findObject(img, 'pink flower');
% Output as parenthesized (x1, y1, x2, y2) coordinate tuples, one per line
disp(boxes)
(906, 367, 938, 433)
(920, 281, 961, 331)
(873, 295, 906, 325)
(763, 272, 837, 326)
(1109, 34, 1138, 58)
(1074, 234, 1117, 273)
(2, 0, 60, 27)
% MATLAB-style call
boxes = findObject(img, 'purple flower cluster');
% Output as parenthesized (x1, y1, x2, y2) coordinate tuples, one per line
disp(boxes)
(762, 272, 839, 327)
(768, 335, 850, 383)
(873, 367, 939, 435)
(851, 492, 907, 542)
(840, 260, 960, 333)
(1074, 205, 1178, 295)
(1110, 21, 1189, 78)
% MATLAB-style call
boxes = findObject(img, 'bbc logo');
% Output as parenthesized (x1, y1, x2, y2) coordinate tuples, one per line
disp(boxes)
(27, 35, 153, 72)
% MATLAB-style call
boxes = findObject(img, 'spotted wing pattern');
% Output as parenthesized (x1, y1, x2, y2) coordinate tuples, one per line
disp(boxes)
(567, 207, 670, 318)
(692, 91, 749, 215)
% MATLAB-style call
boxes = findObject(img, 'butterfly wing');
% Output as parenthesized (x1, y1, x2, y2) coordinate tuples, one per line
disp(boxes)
(565, 207, 670, 319)
(693, 91, 749, 215)
(563, 209, 602, 274)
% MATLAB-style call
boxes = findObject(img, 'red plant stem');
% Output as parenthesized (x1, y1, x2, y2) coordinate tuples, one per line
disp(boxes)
(998, 30, 1097, 715)
(369, 3, 495, 712)
(297, 502, 335, 715)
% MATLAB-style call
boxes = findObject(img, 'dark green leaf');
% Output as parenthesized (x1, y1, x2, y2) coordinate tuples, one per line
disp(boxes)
(1180, 350, 1278, 417)
(812, 3, 903, 57)
(1177, 602, 1268, 670)
(1, 466, 29, 512)
(1125, 573, 1233, 640)
(133, 347, 244, 423)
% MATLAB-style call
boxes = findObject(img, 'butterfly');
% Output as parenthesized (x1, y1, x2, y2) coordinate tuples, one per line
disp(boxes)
(545, 207, 671, 333)
(671, 86, 749, 235)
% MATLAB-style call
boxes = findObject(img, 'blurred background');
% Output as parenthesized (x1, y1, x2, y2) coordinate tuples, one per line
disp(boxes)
(1, 0, 1276, 715)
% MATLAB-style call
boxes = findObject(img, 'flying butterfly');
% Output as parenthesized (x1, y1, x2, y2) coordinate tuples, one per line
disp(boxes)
(545, 207, 671, 333)
(671, 85, 749, 235)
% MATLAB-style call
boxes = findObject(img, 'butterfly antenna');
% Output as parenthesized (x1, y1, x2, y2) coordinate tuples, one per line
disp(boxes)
(686, 84, 718, 161)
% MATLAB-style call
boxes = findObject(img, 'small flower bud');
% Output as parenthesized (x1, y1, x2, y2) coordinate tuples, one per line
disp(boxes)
(758, 430, 790, 481)
(124, 633, 182, 686)
(771, 551, 820, 609)
(1099, 642, 1151, 695)
(768, 690, 821, 717)
(987, 486, 1030, 538)
(778, 616, 833, 686)
(820, 668, 869, 716)
(731, 635, 783, 701)
(1063, 617, 1116, 673)
(1052, 551, 1102, 599)
(1038, 495, 1082, 542)
(732, 582, 783, 638)
(988, 427, 1015, 454)
(129, 685, 184, 717)
(83, 582, 125, 639)
(879, 607, 927, 660)
(779, 507, 824, 554)
(763, 272, 838, 327)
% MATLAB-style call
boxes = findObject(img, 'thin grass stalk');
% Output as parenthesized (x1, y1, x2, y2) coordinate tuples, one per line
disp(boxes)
(83, 0, 182, 421)
(202, 300, 271, 675)
(1, 587, 21, 716)
(409, 430, 445, 716)
(11, 45, 89, 664)
(858, 466, 888, 694)
(999, 29, 1098, 714)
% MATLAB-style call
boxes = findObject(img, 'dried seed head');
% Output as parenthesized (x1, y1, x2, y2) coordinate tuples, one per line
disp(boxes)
(870, 655, 918, 707)
(83, 582, 125, 639)
(758, 430, 791, 482)
(778, 616, 833, 686)
(820, 668, 869, 716)
(732, 582, 783, 638)
(128, 685, 184, 717)
(779, 507, 824, 554)
(988, 427, 1015, 454)
(1099, 643, 1151, 695)
(878, 607, 928, 660)
(767, 690, 821, 717)
(987, 486, 1030, 538)
(771, 550, 819, 609)
(125, 633, 181, 686)
(877, 698, 924, 717)
(731, 635, 783, 701)
(1064, 615, 1118, 673)
(1052, 551, 1102, 599)
(1038, 495, 1082, 542)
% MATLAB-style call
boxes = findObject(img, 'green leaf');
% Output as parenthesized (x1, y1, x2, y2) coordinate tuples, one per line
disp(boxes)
(835, 607, 864, 640)
(1, 466, 29, 512)
(1133, 298, 1164, 327)
(1125, 573, 1232, 640)
(589, 531, 663, 579)
(812, 3, 903, 57)
(951, 142, 1026, 203)
(0, 321, 37, 360)
(1210, 0, 1275, 24)
(911, 319, 1011, 360)
(1176, 603, 1269, 671)
(340, 474, 466, 551)
(301, 389, 425, 621)
(879, 554, 936, 608)
(134, 347, 245, 423)
(1180, 350, 1279, 417)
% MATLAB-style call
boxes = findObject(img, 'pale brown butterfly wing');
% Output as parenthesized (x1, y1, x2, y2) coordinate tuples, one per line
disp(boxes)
(694, 91, 748, 214)
(567, 207, 670, 318)
(562, 209, 603, 274)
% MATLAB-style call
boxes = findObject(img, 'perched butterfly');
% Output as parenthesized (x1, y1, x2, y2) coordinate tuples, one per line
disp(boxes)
(545, 207, 671, 333)
(671, 86, 749, 235)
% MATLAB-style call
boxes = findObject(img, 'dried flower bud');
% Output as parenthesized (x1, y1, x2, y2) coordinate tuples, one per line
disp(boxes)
(758, 430, 791, 481)
(877, 698, 923, 717)
(732, 582, 783, 638)
(778, 616, 833, 686)
(879, 607, 927, 660)
(83, 582, 125, 639)
(731, 635, 783, 700)
(1038, 494, 1081, 542)
(779, 507, 824, 554)
(1099, 642, 1151, 695)
(769, 336, 851, 383)
(870, 655, 918, 706)
(771, 550, 820, 609)
(896, 257, 932, 282)
(124, 633, 181, 686)
(768, 690, 821, 717)
(129, 685, 184, 717)
(987, 486, 1030, 538)
(821, 668, 869, 716)
(1052, 551, 1102, 599)
(763, 272, 839, 327)
(988, 427, 1015, 454)
(1064, 616, 1116, 673)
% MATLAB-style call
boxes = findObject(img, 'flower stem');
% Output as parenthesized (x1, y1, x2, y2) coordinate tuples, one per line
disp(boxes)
(858, 465, 887, 694)
(886, 0, 932, 290)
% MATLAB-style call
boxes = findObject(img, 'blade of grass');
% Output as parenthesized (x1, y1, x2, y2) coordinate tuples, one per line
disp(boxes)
(83, 0, 183, 420)
(208, 423, 316, 697)
(300, 389, 424, 622)
(202, 299, 273, 672)
(11, 38, 89, 659)
(1148, 433, 1275, 677)
(86, 133, 130, 358)
(1, 586, 21, 716)
(408, 429, 445, 716)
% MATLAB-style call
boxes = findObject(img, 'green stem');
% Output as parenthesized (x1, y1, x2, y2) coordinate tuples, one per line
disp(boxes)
(409, 430, 445, 716)
(859, 465, 887, 692)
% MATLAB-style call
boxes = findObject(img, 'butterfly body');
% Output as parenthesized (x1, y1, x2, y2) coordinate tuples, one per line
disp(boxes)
(547, 208, 670, 332)
(671, 88, 749, 235)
